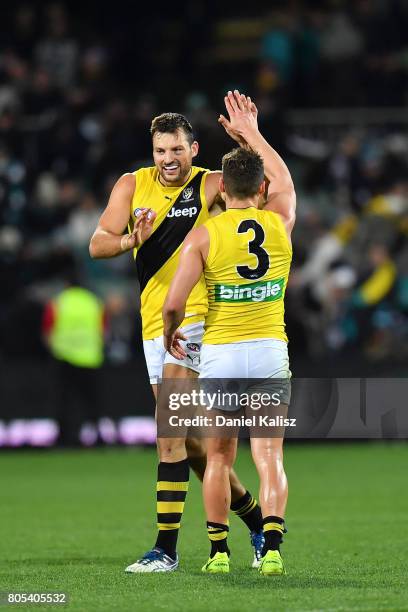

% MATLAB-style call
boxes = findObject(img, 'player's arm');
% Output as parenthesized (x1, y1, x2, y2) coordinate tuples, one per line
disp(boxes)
(249, 135, 295, 234)
(89, 173, 156, 258)
(220, 90, 296, 234)
(204, 95, 259, 213)
(162, 226, 209, 358)
(204, 171, 225, 213)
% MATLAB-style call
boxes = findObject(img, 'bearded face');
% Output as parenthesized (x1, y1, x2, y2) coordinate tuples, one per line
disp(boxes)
(152, 129, 198, 186)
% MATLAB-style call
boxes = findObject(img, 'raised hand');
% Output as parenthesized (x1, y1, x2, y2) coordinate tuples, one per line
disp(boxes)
(121, 208, 157, 251)
(218, 90, 258, 145)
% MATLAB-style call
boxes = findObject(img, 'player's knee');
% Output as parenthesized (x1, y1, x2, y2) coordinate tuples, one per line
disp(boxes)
(252, 438, 283, 459)
(207, 438, 236, 468)
(157, 437, 186, 462)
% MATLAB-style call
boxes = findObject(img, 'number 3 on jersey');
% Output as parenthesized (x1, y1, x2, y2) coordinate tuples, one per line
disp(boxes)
(236, 220, 269, 280)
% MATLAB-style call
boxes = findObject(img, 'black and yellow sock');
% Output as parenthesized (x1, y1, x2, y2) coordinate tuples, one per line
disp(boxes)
(207, 521, 230, 558)
(155, 459, 189, 560)
(262, 515, 285, 554)
(230, 490, 263, 532)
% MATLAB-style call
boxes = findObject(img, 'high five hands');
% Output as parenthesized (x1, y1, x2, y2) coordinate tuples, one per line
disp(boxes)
(219, 90, 258, 146)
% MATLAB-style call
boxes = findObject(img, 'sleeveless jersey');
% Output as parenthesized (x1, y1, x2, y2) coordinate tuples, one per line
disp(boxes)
(202, 207, 292, 344)
(131, 166, 210, 340)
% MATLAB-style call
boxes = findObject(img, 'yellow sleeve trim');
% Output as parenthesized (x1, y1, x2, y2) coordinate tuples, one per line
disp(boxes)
(200, 170, 211, 212)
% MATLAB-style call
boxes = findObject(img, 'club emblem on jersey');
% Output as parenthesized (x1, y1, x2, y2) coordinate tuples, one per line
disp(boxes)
(186, 342, 201, 353)
(182, 186, 194, 202)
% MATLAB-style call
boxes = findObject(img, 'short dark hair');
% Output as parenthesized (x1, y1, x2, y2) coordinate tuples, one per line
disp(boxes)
(222, 148, 264, 199)
(150, 113, 194, 145)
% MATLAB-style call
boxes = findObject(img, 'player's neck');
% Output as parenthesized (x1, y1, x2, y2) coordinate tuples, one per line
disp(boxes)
(226, 197, 257, 210)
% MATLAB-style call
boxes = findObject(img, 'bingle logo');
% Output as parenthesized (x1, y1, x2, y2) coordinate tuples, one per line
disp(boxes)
(214, 279, 284, 303)
(167, 205, 198, 218)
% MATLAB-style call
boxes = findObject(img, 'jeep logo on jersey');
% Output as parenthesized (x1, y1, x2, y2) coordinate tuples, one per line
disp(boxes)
(182, 186, 194, 201)
(167, 204, 198, 218)
(135, 170, 205, 294)
(214, 278, 285, 303)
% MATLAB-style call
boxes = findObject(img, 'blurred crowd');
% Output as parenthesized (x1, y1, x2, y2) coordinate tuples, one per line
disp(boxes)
(287, 131, 408, 370)
(256, 0, 408, 108)
(0, 1, 407, 377)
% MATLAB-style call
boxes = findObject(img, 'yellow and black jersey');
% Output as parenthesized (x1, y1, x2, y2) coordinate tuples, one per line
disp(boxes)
(203, 207, 292, 344)
(130, 166, 210, 340)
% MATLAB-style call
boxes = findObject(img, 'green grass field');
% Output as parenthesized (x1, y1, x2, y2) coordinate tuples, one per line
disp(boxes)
(1, 443, 408, 612)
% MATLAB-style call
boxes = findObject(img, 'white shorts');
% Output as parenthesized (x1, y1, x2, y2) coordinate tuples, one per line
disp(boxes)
(199, 338, 291, 408)
(143, 321, 204, 385)
(200, 338, 290, 379)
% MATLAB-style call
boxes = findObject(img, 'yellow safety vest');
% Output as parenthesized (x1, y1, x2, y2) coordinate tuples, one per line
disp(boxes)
(49, 287, 104, 368)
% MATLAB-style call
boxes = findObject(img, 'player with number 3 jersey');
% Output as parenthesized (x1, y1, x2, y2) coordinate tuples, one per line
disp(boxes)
(163, 91, 296, 576)
(203, 206, 291, 345)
